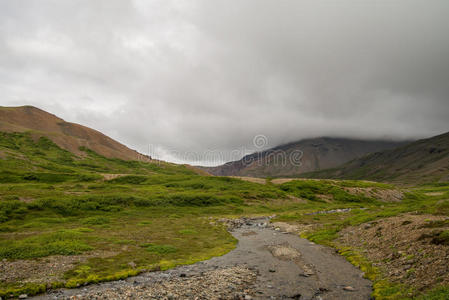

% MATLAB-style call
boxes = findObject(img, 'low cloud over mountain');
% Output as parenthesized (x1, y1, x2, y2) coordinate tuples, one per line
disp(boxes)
(1, 1, 448, 164)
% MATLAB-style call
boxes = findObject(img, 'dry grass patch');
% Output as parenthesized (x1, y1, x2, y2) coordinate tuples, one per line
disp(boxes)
(229, 176, 267, 184)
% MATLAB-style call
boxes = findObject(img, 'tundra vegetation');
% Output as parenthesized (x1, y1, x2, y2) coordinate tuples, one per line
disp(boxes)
(0, 132, 448, 299)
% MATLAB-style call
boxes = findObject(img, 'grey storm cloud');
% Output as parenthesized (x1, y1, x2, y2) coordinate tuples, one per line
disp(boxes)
(1, 0, 449, 165)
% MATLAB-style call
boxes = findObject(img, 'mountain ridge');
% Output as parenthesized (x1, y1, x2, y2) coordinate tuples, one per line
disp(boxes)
(301, 131, 449, 183)
(200, 137, 408, 178)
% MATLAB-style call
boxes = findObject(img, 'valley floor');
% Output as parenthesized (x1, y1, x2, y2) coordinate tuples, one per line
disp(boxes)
(34, 217, 371, 300)
(1, 133, 448, 299)
(2, 179, 449, 299)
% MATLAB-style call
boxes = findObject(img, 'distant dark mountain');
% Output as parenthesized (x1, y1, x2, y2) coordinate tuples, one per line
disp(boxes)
(301, 132, 449, 184)
(200, 137, 408, 178)
(0, 105, 149, 161)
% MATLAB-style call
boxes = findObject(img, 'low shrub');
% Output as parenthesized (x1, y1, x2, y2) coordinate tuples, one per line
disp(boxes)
(165, 193, 243, 206)
(279, 180, 373, 203)
(81, 216, 110, 225)
(28, 196, 133, 216)
(12, 170, 99, 184)
(107, 175, 148, 185)
(141, 243, 177, 254)
(430, 230, 449, 245)
(0, 200, 27, 223)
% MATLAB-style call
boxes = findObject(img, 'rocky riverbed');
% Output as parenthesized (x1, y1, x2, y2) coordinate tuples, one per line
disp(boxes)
(33, 217, 372, 300)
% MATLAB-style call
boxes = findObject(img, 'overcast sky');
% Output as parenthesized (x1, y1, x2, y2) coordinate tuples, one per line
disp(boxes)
(1, 0, 449, 165)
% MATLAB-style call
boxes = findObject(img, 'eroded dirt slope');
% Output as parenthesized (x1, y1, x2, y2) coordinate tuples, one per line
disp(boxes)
(339, 213, 449, 292)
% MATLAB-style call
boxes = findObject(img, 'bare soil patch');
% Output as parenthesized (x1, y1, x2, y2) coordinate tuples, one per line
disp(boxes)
(344, 187, 404, 202)
(64, 191, 85, 195)
(338, 213, 449, 291)
(229, 176, 267, 184)
(101, 174, 128, 180)
(18, 197, 35, 203)
(317, 194, 334, 202)
(271, 222, 300, 234)
(270, 221, 322, 236)
(286, 195, 307, 203)
(424, 192, 445, 196)
(270, 178, 341, 185)
(0, 251, 117, 285)
(268, 243, 301, 260)
(271, 178, 295, 185)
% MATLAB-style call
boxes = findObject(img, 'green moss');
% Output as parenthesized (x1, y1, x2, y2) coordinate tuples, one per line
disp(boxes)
(179, 229, 198, 234)
(301, 227, 339, 246)
(416, 285, 449, 299)
(337, 247, 411, 299)
(0, 283, 47, 298)
(137, 220, 152, 226)
(0, 229, 93, 259)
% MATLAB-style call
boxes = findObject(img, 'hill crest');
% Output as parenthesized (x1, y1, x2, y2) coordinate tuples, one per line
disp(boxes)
(0, 105, 149, 161)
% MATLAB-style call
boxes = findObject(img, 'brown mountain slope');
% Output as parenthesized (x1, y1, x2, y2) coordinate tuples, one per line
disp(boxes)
(0, 105, 149, 161)
(200, 137, 408, 178)
(302, 131, 449, 184)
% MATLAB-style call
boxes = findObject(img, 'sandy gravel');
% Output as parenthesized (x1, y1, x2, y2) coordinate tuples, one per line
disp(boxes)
(41, 266, 256, 300)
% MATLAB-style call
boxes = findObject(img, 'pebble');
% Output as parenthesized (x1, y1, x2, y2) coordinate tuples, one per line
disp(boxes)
(18, 295, 28, 299)
(343, 286, 356, 291)
(49, 266, 256, 299)
(305, 208, 364, 215)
